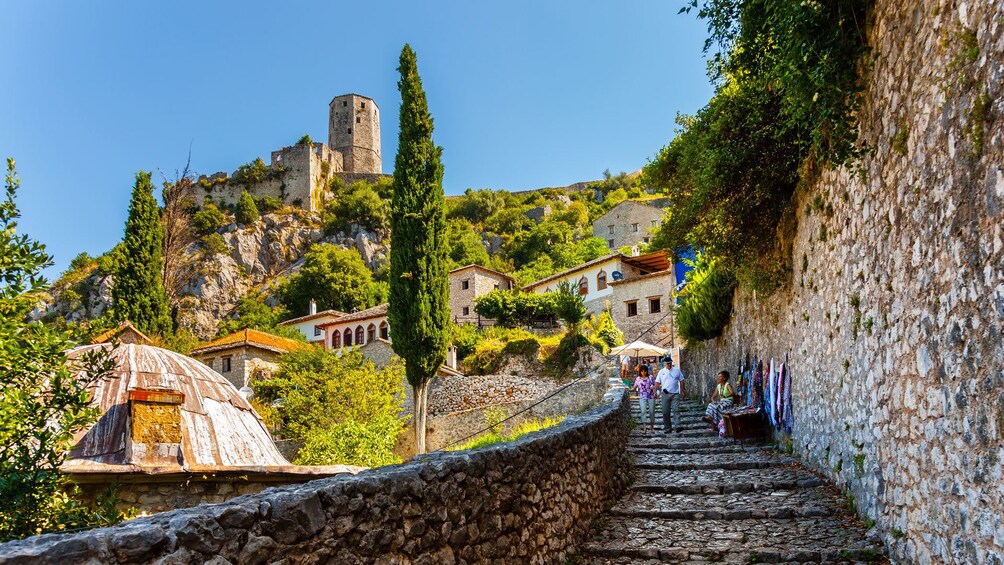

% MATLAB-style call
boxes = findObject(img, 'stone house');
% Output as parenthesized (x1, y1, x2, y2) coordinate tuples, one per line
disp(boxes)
(189, 328, 314, 390)
(592, 200, 664, 251)
(524, 251, 678, 345)
(319, 303, 390, 351)
(278, 299, 345, 344)
(449, 265, 515, 325)
(608, 270, 681, 361)
(196, 93, 384, 213)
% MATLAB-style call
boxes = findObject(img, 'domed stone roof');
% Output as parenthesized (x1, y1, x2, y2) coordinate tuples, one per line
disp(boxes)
(64, 343, 290, 473)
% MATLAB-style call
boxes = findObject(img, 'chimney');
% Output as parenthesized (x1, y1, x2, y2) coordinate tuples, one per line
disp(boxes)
(127, 388, 185, 466)
(447, 346, 458, 369)
(309, 299, 317, 315)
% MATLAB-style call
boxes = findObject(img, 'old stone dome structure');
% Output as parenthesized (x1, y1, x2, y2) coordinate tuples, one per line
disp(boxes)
(64, 343, 290, 473)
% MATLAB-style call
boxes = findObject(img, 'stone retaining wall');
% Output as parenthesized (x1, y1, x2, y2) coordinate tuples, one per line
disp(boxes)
(682, 1, 1004, 563)
(0, 381, 631, 564)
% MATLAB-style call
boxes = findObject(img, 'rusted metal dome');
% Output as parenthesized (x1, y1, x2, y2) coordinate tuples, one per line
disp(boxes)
(64, 343, 290, 474)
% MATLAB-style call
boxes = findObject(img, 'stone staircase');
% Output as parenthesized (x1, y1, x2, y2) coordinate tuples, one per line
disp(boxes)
(579, 399, 887, 564)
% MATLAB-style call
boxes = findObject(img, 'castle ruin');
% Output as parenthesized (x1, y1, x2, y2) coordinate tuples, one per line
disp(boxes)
(197, 94, 383, 213)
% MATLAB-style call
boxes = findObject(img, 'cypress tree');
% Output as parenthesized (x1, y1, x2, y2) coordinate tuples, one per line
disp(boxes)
(388, 44, 450, 454)
(112, 171, 173, 335)
(235, 190, 259, 226)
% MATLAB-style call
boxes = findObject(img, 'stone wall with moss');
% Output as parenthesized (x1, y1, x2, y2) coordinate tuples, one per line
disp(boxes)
(682, 1, 1004, 563)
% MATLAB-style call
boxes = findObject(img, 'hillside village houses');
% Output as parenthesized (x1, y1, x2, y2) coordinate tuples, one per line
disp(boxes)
(592, 200, 664, 251)
(189, 328, 313, 390)
(448, 264, 515, 325)
(523, 250, 682, 362)
(277, 299, 345, 345)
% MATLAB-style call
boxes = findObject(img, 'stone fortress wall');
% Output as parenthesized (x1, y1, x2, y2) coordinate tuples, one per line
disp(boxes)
(197, 94, 383, 213)
(682, 1, 1004, 563)
(0, 379, 631, 564)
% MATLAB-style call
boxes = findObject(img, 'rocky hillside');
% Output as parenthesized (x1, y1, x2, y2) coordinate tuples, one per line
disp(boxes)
(35, 211, 388, 339)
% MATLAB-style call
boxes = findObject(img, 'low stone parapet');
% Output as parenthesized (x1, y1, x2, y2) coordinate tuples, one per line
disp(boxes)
(0, 375, 631, 564)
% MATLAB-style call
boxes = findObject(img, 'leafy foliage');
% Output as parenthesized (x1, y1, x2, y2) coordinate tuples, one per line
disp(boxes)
(473, 290, 556, 328)
(323, 179, 391, 235)
(278, 244, 385, 317)
(675, 252, 737, 343)
(232, 157, 273, 185)
(251, 348, 406, 467)
(217, 293, 304, 340)
(112, 171, 172, 335)
(235, 190, 259, 226)
(647, 0, 870, 292)
(551, 281, 587, 331)
(0, 158, 125, 541)
(192, 200, 226, 236)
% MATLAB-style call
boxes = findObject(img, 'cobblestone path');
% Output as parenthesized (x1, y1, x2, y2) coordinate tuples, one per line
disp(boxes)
(581, 400, 887, 564)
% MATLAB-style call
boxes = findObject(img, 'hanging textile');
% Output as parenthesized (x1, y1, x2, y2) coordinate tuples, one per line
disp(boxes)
(782, 360, 794, 435)
(775, 361, 786, 431)
(753, 358, 764, 409)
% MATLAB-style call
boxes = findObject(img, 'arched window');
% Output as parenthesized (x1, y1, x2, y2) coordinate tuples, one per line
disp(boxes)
(367, 323, 376, 342)
(380, 321, 389, 340)
(343, 328, 353, 346)
(331, 330, 341, 349)
(578, 276, 589, 296)
(597, 270, 608, 290)
(355, 326, 365, 345)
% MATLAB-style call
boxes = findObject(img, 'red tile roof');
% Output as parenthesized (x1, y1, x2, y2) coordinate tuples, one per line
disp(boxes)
(189, 329, 314, 356)
(318, 303, 389, 327)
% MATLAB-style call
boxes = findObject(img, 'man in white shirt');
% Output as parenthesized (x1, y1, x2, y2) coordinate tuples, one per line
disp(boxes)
(655, 358, 685, 434)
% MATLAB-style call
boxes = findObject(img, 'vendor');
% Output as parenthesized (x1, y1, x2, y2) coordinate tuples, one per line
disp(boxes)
(703, 371, 735, 427)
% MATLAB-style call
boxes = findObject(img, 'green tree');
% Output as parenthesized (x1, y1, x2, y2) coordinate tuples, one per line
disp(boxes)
(217, 293, 304, 340)
(235, 190, 259, 226)
(551, 280, 587, 333)
(388, 44, 450, 455)
(191, 200, 225, 236)
(323, 180, 390, 234)
(278, 244, 382, 317)
(446, 219, 490, 269)
(0, 158, 122, 541)
(112, 171, 172, 335)
(250, 348, 406, 467)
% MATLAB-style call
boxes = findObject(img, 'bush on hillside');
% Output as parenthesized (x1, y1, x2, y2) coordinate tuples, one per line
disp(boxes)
(235, 190, 259, 226)
(192, 201, 226, 236)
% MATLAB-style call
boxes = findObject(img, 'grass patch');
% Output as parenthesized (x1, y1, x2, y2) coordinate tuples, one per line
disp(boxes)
(448, 415, 565, 451)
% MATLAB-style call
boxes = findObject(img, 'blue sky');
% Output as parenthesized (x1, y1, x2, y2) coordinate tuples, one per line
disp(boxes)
(1, 1, 713, 277)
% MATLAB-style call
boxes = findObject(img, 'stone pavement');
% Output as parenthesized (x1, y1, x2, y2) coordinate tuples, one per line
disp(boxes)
(579, 399, 888, 564)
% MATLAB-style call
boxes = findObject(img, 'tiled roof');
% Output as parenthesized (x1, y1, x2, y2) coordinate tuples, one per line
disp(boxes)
(190, 329, 314, 356)
(607, 269, 674, 285)
(449, 264, 515, 281)
(319, 303, 389, 327)
(277, 309, 346, 326)
(523, 253, 625, 290)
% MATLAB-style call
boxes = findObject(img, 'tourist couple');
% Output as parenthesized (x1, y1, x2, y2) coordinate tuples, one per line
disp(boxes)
(630, 358, 685, 434)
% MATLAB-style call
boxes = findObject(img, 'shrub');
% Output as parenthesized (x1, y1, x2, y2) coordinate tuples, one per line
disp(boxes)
(451, 323, 483, 361)
(551, 281, 587, 331)
(200, 233, 229, 256)
(675, 253, 737, 344)
(192, 201, 225, 235)
(323, 180, 390, 234)
(232, 157, 272, 185)
(235, 190, 259, 226)
(255, 195, 282, 214)
(296, 134, 313, 146)
(296, 413, 403, 467)
(277, 244, 383, 316)
(474, 289, 555, 328)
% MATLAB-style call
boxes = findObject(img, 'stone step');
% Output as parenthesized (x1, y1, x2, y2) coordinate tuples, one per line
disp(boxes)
(632, 452, 797, 471)
(627, 444, 774, 455)
(632, 467, 825, 494)
(628, 437, 740, 450)
(581, 516, 883, 563)
(608, 489, 839, 520)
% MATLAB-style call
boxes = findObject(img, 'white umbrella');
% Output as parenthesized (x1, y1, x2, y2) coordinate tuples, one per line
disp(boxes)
(609, 340, 669, 360)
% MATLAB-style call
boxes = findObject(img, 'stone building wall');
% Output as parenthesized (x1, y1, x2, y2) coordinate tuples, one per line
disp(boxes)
(681, 2, 1004, 563)
(448, 267, 513, 324)
(592, 200, 663, 250)
(198, 142, 340, 213)
(195, 346, 280, 390)
(0, 382, 631, 564)
(609, 270, 679, 354)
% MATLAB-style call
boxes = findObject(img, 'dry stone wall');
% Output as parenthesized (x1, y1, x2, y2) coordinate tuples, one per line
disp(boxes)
(682, 1, 1004, 563)
(0, 384, 631, 564)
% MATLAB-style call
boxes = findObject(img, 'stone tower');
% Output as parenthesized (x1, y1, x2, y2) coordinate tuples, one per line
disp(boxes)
(329, 94, 381, 174)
